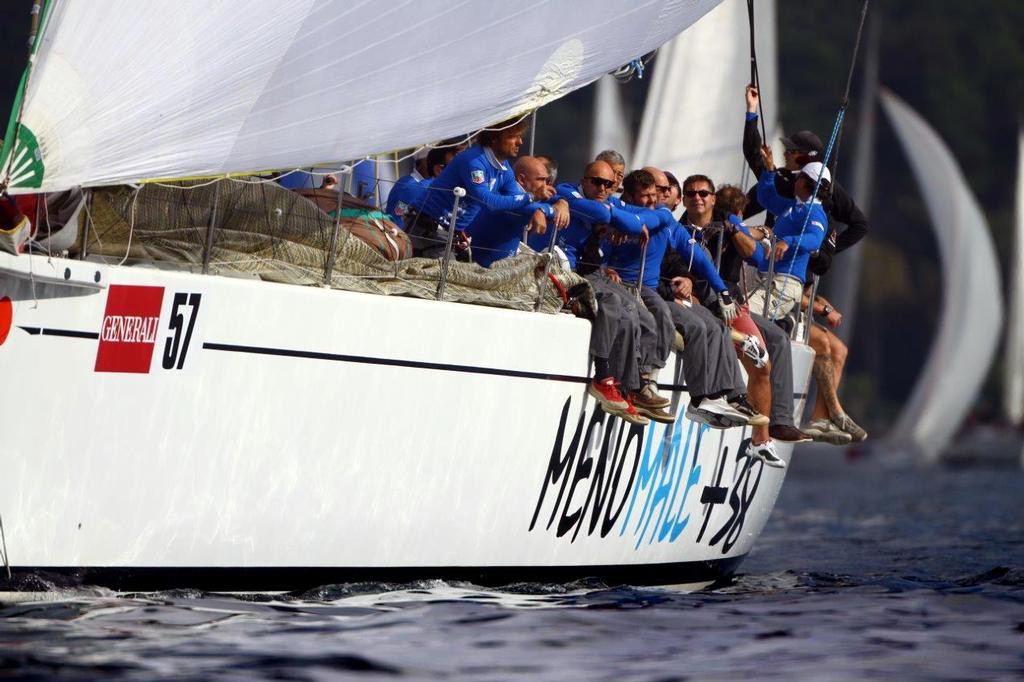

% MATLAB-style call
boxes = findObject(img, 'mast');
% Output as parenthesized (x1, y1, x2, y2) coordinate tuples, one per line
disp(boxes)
(1003, 129, 1024, 426)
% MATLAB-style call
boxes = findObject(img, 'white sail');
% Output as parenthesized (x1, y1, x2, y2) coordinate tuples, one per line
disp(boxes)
(590, 76, 633, 163)
(880, 89, 1004, 461)
(632, 0, 780, 189)
(1005, 130, 1024, 425)
(1, 0, 722, 194)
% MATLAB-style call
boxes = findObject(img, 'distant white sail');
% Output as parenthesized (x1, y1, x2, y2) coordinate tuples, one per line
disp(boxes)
(632, 0, 780, 189)
(880, 89, 1004, 460)
(1, 0, 722, 194)
(590, 76, 633, 164)
(1005, 130, 1024, 425)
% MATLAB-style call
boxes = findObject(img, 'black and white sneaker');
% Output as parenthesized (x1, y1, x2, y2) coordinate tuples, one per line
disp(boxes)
(728, 394, 770, 426)
(745, 439, 786, 469)
(686, 396, 747, 429)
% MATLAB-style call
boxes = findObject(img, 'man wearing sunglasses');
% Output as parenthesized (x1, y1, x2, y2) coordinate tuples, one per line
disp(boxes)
(603, 169, 766, 430)
(678, 174, 813, 452)
(526, 160, 669, 425)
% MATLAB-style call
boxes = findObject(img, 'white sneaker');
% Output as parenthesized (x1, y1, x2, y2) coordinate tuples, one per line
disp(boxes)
(745, 439, 786, 469)
(739, 334, 769, 369)
(699, 396, 749, 427)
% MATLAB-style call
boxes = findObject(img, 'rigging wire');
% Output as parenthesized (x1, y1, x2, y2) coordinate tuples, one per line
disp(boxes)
(746, 0, 768, 145)
(771, 0, 870, 318)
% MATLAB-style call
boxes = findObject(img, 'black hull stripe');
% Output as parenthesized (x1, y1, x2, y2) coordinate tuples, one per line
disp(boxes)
(12, 329, 810, 401)
(204, 341, 595, 385)
(18, 326, 99, 339)
(1, 557, 746, 592)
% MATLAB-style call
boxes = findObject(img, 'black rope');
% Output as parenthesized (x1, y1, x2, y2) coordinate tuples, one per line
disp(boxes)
(828, 0, 871, 181)
(746, 0, 768, 144)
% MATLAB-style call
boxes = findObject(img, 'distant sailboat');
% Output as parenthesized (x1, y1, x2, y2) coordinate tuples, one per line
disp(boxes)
(1005, 130, 1024, 429)
(633, 0, 781, 193)
(879, 89, 1004, 462)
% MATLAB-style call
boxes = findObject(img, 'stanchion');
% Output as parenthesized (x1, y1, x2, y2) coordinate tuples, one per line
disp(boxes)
(436, 187, 466, 300)
(201, 181, 220, 275)
(634, 239, 649, 303)
(804, 274, 821, 343)
(761, 234, 778, 318)
(324, 165, 351, 286)
(533, 219, 560, 311)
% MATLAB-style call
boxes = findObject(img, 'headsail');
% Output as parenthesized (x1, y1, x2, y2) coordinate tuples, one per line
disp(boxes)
(1005, 129, 1024, 426)
(1, 0, 723, 194)
(880, 89, 1004, 461)
(632, 0, 780, 190)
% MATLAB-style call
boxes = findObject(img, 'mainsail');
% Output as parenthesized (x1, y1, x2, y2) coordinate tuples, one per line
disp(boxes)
(632, 0, 780, 190)
(1, 0, 722, 194)
(880, 89, 1004, 461)
(1004, 130, 1024, 425)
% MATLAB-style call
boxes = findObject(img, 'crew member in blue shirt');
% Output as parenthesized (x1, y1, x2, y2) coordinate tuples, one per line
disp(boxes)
(605, 169, 767, 429)
(533, 160, 668, 424)
(386, 146, 451, 222)
(744, 145, 829, 319)
(410, 118, 535, 257)
(465, 156, 568, 267)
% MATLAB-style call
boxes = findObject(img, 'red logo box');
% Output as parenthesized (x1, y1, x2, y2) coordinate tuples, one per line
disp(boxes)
(95, 285, 165, 373)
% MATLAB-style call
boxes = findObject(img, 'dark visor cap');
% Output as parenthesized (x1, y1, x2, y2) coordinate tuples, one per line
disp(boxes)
(780, 130, 824, 158)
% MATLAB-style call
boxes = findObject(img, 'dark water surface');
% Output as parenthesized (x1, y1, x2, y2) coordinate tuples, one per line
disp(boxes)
(2, 459, 1022, 681)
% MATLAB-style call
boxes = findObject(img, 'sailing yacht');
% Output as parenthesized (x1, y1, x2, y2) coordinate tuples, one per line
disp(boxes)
(878, 90, 1004, 463)
(939, 129, 1024, 468)
(0, 1, 815, 592)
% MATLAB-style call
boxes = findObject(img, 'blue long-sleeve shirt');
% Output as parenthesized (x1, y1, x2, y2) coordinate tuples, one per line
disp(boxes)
(524, 183, 642, 269)
(755, 171, 828, 283)
(386, 170, 431, 221)
(418, 145, 531, 231)
(466, 201, 555, 268)
(602, 201, 727, 291)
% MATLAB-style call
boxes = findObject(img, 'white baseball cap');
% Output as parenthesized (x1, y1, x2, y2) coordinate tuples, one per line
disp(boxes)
(800, 161, 831, 185)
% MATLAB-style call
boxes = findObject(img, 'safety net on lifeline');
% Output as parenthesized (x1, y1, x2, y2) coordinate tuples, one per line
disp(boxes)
(79, 179, 590, 314)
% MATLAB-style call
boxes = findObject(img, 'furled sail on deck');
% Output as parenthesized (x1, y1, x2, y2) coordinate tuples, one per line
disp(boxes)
(1, 0, 722, 194)
(632, 0, 780, 190)
(880, 89, 1004, 461)
(1005, 130, 1024, 425)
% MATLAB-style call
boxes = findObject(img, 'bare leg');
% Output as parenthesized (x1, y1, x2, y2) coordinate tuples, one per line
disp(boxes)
(740, 354, 772, 444)
(809, 326, 843, 420)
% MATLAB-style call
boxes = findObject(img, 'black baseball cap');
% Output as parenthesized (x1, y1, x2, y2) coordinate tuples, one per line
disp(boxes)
(779, 130, 824, 159)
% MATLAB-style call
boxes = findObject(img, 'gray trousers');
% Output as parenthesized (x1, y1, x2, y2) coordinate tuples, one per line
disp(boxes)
(668, 302, 744, 399)
(638, 286, 674, 373)
(750, 312, 795, 427)
(585, 272, 642, 394)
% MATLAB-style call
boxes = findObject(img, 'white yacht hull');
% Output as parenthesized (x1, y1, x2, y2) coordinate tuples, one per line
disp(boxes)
(0, 252, 813, 590)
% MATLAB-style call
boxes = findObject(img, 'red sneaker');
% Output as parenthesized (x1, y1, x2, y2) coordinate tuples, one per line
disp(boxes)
(588, 377, 629, 413)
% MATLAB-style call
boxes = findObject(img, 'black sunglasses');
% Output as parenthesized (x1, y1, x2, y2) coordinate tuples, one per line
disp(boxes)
(586, 176, 616, 189)
(656, 184, 671, 193)
(684, 189, 713, 198)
